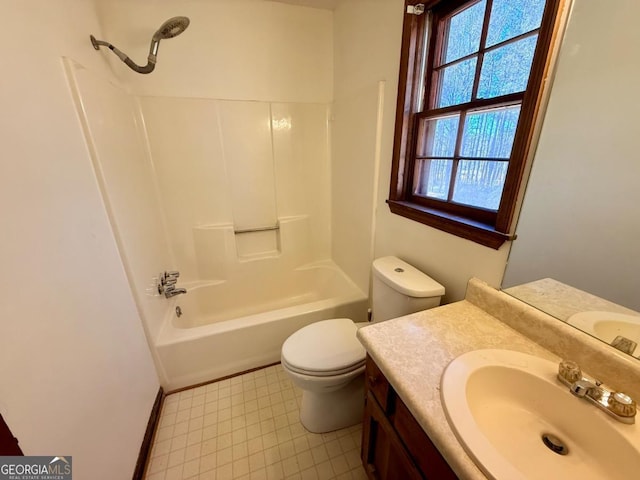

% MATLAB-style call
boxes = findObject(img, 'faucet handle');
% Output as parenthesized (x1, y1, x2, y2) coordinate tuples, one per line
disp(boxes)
(608, 392, 637, 418)
(160, 270, 180, 286)
(558, 360, 582, 384)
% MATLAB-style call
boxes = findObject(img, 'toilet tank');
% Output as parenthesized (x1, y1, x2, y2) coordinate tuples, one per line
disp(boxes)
(372, 256, 445, 322)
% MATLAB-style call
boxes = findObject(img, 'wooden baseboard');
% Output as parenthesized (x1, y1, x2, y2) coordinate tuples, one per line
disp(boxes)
(165, 361, 281, 396)
(132, 387, 164, 480)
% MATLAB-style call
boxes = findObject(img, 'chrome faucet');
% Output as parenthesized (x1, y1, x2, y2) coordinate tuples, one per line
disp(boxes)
(164, 285, 187, 298)
(570, 379, 602, 399)
(558, 360, 636, 424)
(157, 271, 187, 298)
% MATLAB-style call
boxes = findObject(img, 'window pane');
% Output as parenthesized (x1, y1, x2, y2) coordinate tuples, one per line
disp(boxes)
(452, 160, 508, 210)
(443, 0, 486, 64)
(416, 114, 460, 157)
(415, 159, 453, 200)
(477, 35, 538, 99)
(437, 57, 477, 108)
(486, 0, 545, 47)
(461, 105, 521, 158)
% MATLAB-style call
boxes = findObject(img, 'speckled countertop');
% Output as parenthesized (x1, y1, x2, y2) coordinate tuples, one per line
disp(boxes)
(356, 278, 640, 480)
(504, 278, 639, 322)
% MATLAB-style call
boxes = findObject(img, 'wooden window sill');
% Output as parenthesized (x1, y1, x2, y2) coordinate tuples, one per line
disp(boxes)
(387, 199, 514, 249)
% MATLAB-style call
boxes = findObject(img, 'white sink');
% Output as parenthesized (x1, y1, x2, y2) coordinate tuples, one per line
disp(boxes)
(567, 311, 640, 351)
(441, 349, 640, 480)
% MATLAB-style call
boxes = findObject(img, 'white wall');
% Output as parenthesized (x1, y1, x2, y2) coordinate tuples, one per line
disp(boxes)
(0, 1, 159, 478)
(96, 0, 333, 103)
(503, 0, 640, 310)
(331, 1, 396, 293)
(333, 0, 510, 302)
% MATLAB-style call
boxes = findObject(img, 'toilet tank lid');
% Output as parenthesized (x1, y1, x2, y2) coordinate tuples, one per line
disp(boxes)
(373, 256, 445, 298)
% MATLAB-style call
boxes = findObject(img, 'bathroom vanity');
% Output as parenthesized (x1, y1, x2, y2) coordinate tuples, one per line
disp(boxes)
(362, 355, 457, 479)
(357, 278, 640, 479)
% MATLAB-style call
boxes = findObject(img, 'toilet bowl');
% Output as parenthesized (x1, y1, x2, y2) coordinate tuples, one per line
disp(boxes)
(281, 318, 366, 433)
(281, 256, 445, 433)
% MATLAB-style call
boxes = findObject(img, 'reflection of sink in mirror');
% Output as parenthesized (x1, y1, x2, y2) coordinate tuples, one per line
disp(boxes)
(568, 312, 640, 356)
(503, 279, 640, 359)
(441, 349, 640, 480)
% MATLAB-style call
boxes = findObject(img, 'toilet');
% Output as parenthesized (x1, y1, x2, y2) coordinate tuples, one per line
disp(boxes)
(281, 256, 445, 433)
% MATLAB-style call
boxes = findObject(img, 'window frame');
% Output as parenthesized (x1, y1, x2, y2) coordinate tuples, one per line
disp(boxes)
(388, 0, 562, 249)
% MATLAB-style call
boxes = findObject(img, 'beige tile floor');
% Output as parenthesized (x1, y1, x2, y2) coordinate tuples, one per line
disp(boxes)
(144, 364, 367, 480)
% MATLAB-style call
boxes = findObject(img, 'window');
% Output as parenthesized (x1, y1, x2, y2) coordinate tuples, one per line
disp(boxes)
(388, 0, 562, 248)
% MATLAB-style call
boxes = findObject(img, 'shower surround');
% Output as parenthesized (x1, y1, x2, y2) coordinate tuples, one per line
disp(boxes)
(139, 96, 332, 283)
(68, 1, 365, 389)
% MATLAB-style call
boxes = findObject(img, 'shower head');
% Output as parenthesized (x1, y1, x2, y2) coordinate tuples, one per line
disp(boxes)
(90, 16, 191, 74)
(153, 16, 190, 40)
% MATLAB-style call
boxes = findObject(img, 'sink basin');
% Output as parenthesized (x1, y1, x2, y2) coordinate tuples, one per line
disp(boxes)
(441, 349, 640, 480)
(567, 311, 640, 352)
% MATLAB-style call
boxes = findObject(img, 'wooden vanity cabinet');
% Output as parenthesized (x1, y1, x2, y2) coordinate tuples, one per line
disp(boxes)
(361, 355, 458, 480)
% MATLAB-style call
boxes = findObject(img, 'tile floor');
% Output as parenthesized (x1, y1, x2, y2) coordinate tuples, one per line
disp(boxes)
(144, 364, 367, 480)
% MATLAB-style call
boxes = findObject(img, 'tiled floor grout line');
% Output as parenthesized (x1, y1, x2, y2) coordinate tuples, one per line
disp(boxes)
(144, 365, 367, 480)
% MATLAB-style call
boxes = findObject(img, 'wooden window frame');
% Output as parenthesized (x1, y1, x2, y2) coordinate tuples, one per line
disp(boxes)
(388, 0, 562, 249)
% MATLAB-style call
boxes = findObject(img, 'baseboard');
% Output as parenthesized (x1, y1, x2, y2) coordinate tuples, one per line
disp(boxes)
(132, 387, 164, 480)
(165, 361, 281, 396)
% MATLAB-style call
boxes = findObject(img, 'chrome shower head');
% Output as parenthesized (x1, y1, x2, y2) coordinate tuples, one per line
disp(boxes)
(153, 16, 190, 40)
(90, 16, 191, 74)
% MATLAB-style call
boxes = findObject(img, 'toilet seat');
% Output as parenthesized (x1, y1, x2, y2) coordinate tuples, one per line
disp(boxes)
(282, 357, 365, 377)
(281, 318, 366, 377)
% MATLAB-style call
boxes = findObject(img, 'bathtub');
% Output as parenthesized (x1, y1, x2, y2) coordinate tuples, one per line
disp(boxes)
(155, 261, 368, 390)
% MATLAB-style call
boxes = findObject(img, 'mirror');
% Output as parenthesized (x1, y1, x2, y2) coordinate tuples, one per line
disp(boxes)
(502, 0, 640, 358)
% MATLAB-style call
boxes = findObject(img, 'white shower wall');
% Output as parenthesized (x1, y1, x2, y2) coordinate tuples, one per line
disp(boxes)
(140, 97, 332, 282)
(92, 0, 334, 296)
(66, 61, 174, 344)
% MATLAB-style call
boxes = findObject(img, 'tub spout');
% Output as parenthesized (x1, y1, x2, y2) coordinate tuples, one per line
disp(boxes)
(164, 286, 187, 298)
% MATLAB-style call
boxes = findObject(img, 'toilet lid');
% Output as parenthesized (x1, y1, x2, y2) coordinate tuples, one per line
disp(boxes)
(282, 318, 366, 375)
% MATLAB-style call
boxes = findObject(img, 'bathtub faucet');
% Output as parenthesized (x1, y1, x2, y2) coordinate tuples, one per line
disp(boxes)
(164, 285, 187, 298)
(157, 271, 187, 298)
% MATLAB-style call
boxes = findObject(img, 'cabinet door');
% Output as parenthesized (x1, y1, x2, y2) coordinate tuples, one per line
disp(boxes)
(365, 356, 392, 412)
(394, 398, 458, 480)
(362, 392, 422, 480)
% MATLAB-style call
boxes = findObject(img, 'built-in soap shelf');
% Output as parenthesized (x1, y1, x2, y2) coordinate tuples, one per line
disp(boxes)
(192, 215, 312, 280)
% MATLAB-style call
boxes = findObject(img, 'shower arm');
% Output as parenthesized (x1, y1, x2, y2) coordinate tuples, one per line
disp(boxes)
(90, 35, 159, 74)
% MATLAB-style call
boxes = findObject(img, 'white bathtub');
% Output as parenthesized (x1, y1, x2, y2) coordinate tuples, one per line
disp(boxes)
(155, 261, 368, 390)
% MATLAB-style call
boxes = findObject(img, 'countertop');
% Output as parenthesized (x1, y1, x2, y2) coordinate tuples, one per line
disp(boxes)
(357, 277, 640, 479)
(504, 278, 640, 323)
(356, 299, 560, 480)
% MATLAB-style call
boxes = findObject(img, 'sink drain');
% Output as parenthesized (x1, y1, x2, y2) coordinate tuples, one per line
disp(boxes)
(542, 433, 569, 455)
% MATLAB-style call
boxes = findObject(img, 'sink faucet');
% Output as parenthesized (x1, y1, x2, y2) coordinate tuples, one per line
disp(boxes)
(610, 335, 637, 355)
(570, 379, 602, 398)
(558, 360, 636, 424)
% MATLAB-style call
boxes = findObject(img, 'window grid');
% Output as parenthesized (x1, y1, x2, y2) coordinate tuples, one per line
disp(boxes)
(388, 0, 562, 248)
(409, 0, 544, 219)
